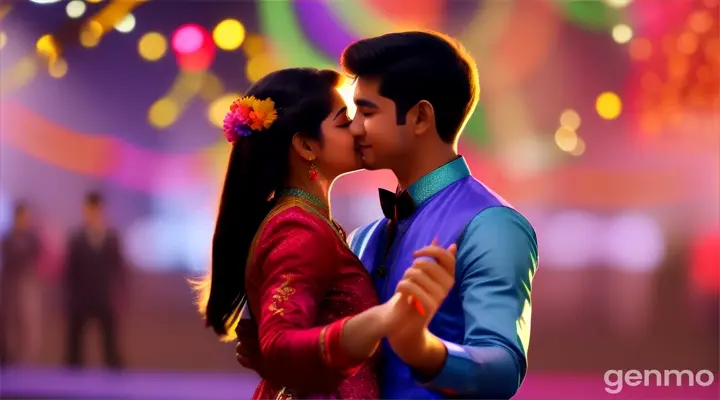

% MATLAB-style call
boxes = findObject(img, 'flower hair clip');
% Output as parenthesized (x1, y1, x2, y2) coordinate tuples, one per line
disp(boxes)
(222, 95, 278, 143)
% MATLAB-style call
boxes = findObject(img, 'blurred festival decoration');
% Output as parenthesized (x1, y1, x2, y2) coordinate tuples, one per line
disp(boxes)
(0, 0, 714, 201)
(1, 0, 714, 274)
(625, 0, 719, 142)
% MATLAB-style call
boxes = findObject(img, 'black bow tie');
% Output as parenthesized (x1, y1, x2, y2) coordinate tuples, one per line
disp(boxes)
(379, 188, 415, 222)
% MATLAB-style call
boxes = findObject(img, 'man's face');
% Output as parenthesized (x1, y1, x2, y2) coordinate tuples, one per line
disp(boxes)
(15, 209, 30, 230)
(83, 204, 104, 228)
(349, 78, 413, 170)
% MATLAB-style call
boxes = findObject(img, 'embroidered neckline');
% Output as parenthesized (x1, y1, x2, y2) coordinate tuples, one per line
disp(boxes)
(277, 188, 328, 212)
(274, 189, 346, 244)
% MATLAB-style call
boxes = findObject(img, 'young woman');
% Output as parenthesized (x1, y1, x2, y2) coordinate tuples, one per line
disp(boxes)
(195, 68, 416, 399)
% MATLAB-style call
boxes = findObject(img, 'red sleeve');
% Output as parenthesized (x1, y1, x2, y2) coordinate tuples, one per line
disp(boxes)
(252, 207, 364, 392)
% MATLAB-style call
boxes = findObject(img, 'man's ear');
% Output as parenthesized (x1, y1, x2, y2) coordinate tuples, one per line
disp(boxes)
(291, 133, 316, 161)
(412, 100, 435, 136)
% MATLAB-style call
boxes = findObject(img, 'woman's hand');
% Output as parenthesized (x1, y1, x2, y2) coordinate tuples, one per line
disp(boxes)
(386, 240, 457, 369)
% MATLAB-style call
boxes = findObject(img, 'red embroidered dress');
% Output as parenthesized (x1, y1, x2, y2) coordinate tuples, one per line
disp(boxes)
(245, 190, 380, 399)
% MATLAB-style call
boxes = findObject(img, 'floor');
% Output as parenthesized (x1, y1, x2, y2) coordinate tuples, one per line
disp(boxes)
(1, 367, 717, 399)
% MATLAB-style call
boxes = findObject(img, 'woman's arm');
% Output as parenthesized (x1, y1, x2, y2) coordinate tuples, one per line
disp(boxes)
(252, 209, 387, 392)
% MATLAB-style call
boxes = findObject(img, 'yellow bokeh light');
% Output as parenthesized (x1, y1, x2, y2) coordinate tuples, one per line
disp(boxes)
(48, 58, 68, 78)
(0, 31, 6, 50)
(114, 13, 136, 34)
(611, 24, 633, 44)
(66, 0, 86, 19)
(603, 0, 632, 8)
(208, 93, 241, 128)
(148, 98, 180, 129)
(86, 0, 103, 3)
(596, 92, 622, 120)
(554, 127, 578, 152)
(138, 32, 167, 61)
(570, 137, 586, 156)
(243, 34, 266, 58)
(79, 20, 103, 48)
(559, 109, 581, 130)
(36, 34, 59, 61)
(213, 19, 246, 51)
(246, 53, 277, 83)
(199, 73, 225, 102)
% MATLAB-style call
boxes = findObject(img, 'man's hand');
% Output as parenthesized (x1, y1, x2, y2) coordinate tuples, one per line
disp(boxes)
(234, 318, 265, 377)
(387, 239, 457, 375)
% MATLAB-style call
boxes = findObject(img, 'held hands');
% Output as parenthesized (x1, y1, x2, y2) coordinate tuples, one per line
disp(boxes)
(384, 239, 457, 367)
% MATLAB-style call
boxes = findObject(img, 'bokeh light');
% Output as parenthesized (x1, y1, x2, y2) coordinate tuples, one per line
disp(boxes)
(246, 53, 277, 83)
(79, 20, 103, 48)
(66, 0, 86, 19)
(611, 24, 633, 44)
(569, 137, 586, 156)
(243, 34, 266, 58)
(601, 213, 665, 271)
(603, 0, 633, 9)
(596, 91, 622, 120)
(559, 109, 581, 130)
(0, 31, 6, 50)
(629, 37, 652, 60)
(172, 24, 204, 54)
(148, 97, 180, 129)
(199, 73, 225, 102)
(688, 10, 714, 34)
(554, 126, 578, 152)
(114, 13, 136, 34)
(677, 32, 699, 55)
(172, 24, 215, 71)
(208, 93, 241, 128)
(213, 19, 245, 51)
(138, 32, 167, 61)
(48, 58, 68, 78)
(36, 34, 59, 61)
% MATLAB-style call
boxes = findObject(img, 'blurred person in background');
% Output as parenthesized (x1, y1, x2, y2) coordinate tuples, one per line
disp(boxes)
(236, 31, 538, 400)
(0, 201, 44, 365)
(63, 191, 126, 369)
(196, 68, 456, 400)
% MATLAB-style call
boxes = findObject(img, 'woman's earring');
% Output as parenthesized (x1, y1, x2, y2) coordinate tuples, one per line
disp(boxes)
(308, 158, 319, 181)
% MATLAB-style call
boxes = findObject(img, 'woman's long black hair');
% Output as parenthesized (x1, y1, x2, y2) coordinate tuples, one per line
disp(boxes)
(195, 68, 342, 340)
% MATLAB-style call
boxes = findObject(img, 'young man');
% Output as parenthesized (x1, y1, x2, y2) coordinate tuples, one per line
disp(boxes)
(64, 192, 126, 369)
(237, 31, 538, 399)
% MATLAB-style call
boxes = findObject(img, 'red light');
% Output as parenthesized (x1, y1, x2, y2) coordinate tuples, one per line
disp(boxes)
(171, 24, 215, 72)
(690, 231, 720, 295)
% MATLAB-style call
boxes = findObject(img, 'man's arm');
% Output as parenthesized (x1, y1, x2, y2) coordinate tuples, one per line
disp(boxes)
(412, 206, 538, 399)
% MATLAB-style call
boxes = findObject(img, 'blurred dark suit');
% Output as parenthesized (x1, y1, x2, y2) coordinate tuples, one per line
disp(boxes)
(64, 227, 126, 368)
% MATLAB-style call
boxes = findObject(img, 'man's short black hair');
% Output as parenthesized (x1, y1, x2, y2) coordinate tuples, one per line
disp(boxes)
(85, 191, 104, 207)
(341, 30, 479, 144)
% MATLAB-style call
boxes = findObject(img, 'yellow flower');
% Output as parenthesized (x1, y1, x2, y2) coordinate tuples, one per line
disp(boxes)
(251, 97, 278, 129)
(237, 95, 278, 131)
(237, 96, 256, 108)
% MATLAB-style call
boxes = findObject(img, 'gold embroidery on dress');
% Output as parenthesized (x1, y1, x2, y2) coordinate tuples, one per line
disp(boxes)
(267, 274, 296, 316)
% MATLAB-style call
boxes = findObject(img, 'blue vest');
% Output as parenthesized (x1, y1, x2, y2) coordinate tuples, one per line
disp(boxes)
(349, 158, 509, 399)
